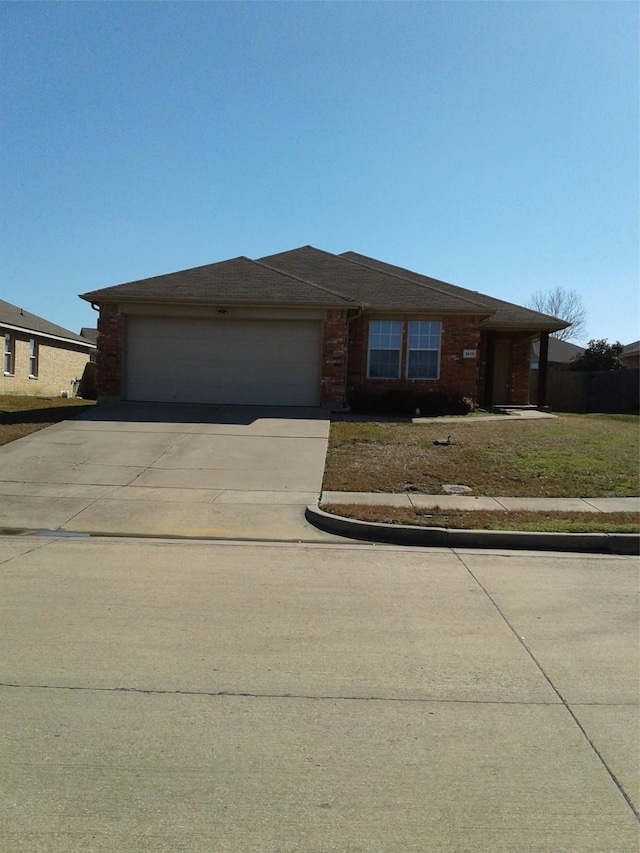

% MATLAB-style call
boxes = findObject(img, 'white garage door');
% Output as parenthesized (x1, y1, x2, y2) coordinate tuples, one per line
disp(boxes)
(124, 316, 322, 406)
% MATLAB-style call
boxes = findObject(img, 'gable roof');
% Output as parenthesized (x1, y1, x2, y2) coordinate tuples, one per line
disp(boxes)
(0, 299, 96, 348)
(341, 251, 568, 331)
(80, 246, 569, 333)
(81, 256, 353, 308)
(622, 340, 640, 357)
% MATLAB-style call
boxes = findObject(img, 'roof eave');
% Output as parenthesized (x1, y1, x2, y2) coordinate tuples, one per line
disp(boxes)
(483, 320, 570, 332)
(1, 321, 96, 349)
(80, 294, 351, 310)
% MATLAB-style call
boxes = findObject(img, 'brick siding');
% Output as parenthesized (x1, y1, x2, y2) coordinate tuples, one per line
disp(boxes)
(320, 310, 348, 403)
(1, 328, 90, 397)
(96, 304, 123, 398)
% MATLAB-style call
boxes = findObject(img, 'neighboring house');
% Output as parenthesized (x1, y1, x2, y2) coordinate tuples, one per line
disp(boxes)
(531, 338, 584, 370)
(621, 340, 640, 369)
(1, 299, 96, 397)
(80, 327, 98, 362)
(80, 246, 568, 408)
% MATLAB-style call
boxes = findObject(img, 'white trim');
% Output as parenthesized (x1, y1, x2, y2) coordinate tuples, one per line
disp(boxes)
(0, 322, 96, 349)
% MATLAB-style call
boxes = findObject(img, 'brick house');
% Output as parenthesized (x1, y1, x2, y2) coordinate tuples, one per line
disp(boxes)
(1, 299, 96, 397)
(80, 246, 567, 408)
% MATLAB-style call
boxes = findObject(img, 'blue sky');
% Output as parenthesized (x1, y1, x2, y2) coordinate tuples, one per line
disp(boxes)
(2, 1, 637, 344)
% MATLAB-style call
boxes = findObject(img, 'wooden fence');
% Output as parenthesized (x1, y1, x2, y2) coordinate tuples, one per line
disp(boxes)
(536, 368, 640, 413)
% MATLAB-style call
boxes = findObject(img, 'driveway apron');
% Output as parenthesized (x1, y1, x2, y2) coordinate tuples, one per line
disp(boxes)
(0, 403, 335, 541)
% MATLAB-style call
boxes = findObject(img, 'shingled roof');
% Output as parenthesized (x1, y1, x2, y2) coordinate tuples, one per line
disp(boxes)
(341, 251, 568, 331)
(0, 299, 96, 347)
(260, 246, 491, 315)
(81, 256, 354, 307)
(80, 246, 569, 332)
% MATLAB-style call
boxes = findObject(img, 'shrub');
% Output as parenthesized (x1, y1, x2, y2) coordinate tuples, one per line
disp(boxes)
(347, 388, 474, 417)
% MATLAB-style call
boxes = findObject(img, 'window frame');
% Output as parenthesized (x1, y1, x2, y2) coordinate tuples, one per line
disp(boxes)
(406, 320, 441, 381)
(3, 333, 14, 375)
(29, 338, 39, 378)
(366, 320, 403, 380)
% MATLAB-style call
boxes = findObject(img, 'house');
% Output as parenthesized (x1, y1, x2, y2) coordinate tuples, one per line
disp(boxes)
(531, 338, 584, 370)
(80, 246, 568, 409)
(79, 327, 98, 363)
(1, 299, 96, 397)
(621, 340, 640, 369)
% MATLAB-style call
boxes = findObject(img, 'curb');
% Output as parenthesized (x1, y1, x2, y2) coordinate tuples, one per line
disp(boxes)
(305, 506, 640, 555)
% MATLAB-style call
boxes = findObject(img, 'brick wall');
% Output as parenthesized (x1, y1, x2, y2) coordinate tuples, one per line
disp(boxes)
(1, 328, 91, 397)
(320, 310, 348, 403)
(96, 304, 123, 398)
(346, 314, 482, 402)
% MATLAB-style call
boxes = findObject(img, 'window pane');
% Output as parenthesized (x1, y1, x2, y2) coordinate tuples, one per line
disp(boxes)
(29, 340, 38, 377)
(4, 334, 12, 373)
(369, 350, 400, 378)
(408, 321, 440, 349)
(408, 350, 438, 379)
(369, 320, 402, 350)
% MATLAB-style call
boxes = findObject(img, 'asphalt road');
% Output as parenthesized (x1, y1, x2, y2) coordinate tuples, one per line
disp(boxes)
(1, 536, 638, 851)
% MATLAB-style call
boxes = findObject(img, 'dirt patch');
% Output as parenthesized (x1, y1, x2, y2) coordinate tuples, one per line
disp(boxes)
(321, 504, 640, 534)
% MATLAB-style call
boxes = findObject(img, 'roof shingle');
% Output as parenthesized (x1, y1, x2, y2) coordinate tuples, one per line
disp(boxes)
(81, 257, 353, 307)
(341, 251, 568, 331)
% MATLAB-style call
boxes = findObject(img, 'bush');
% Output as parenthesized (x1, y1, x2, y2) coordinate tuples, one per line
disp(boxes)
(347, 388, 474, 417)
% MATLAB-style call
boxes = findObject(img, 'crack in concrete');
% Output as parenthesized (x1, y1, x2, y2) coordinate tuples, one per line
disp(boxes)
(0, 681, 571, 705)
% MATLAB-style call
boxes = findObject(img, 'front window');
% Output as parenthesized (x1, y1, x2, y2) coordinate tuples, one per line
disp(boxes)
(4, 333, 14, 374)
(29, 338, 38, 377)
(407, 321, 441, 379)
(368, 320, 402, 378)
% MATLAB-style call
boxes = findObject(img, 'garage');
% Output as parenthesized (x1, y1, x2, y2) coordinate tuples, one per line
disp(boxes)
(124, 315, 322, 406)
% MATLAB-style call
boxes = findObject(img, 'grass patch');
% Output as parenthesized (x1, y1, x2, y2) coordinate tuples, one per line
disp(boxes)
(323, 413, 640, 497)
(322, 504, 640, 534)
(0, 395, 95, 446)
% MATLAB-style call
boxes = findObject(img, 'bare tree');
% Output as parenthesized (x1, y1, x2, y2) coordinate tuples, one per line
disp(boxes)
(528, 287, 587, 342)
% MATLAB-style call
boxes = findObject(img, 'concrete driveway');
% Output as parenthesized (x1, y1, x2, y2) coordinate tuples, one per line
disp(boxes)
(0, 403, 335, 540)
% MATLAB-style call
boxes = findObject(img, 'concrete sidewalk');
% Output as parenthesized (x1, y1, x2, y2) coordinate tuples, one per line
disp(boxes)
(321, 491, 640, 513)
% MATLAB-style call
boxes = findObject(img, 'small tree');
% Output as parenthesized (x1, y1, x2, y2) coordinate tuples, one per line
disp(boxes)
(529, 287, 587, 342)
(571, 339, 625, 371)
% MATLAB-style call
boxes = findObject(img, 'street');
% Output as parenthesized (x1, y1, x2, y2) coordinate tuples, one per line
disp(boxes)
(1, 536, 638, 851)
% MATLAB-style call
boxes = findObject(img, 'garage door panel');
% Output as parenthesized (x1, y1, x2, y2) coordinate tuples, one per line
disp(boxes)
(124, 317, 321, 406)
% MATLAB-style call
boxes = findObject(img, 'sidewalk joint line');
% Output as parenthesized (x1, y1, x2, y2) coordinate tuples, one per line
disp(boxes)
(454, 551, 640, 823)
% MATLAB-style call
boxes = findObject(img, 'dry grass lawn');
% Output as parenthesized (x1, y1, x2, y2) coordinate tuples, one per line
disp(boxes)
(0, 395, 95, 446)
(323, 413, 639, 497)
(321, 504, 639, 533)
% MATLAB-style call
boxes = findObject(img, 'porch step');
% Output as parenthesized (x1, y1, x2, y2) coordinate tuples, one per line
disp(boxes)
(492, 405, 539, 412)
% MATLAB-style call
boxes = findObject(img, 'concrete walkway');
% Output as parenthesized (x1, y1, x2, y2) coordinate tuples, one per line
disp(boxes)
(321, 491, 640, 513)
